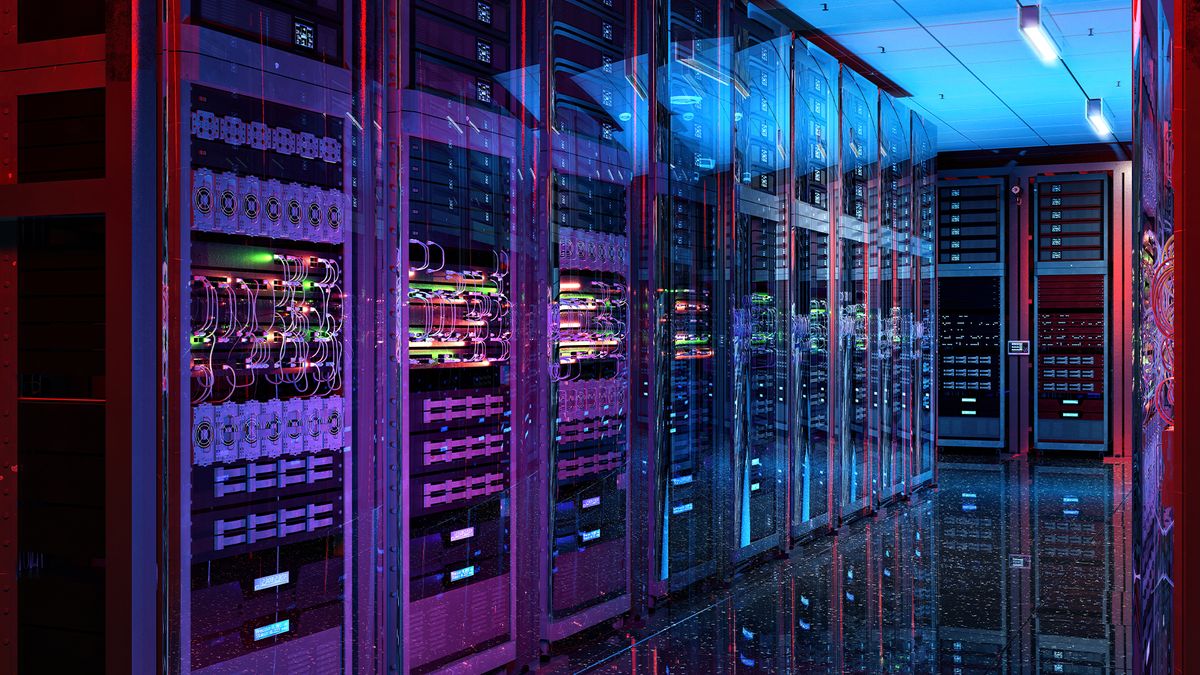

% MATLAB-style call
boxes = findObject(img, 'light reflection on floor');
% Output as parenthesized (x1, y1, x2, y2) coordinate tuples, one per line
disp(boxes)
(543, 455, 1132, 674)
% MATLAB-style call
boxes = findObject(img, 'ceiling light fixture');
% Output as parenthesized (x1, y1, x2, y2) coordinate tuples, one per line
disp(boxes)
(1018, 3, 1061, 65)
(1086, 98, 1114, 138)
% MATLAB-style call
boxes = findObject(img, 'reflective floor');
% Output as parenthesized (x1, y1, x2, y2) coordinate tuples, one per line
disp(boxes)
(544, 455, 1133, 674)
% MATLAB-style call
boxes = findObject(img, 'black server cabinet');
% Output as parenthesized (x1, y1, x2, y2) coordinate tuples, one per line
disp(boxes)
(910, 112, 936, 488)
(1032, 173, 1111, 452)
(730, 5, 790, 562)
(399, 0, 531, 668)
(651, 0, 727, 594)
(171, 7, 358, 669)
(836, 66, 878, 519)
(936, 178, 1006, 448)
(542, 0, 639, 641)
(789, 38, 839, 540)
(875, 91, 913, 504)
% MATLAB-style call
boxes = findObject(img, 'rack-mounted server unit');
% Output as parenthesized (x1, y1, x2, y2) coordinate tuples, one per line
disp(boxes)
(789, 38, 839, 540)
(936, 177, 1006, 449)
(1032, 173, 1111, 452)
(171, 9, 357, 671)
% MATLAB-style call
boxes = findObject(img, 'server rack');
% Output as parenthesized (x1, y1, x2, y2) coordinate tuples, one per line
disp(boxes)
(650, 0, 730, 594)
(1032, 173, 1111, 452)
(541, 0, 640, 641)
(910, 112, 937, 488)
(0, 0, 156, 668)
(729, 5, 791, 563)
(836, 67, 878, 520)
(165, 0, 362, 668)
(397, 0, 533, 667)
(789, 38, 839, 541)
(935, 177, 1006, 449)
(875, 91, 913, 504)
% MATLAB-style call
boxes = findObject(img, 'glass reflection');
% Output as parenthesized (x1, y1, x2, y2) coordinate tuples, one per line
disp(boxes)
(542, 459, 1131, 674)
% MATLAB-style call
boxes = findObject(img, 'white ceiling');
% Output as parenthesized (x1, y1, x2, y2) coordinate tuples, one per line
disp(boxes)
(781, 0, 1133, 151)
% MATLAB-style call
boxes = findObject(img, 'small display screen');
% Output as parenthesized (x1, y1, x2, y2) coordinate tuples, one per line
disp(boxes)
(293, 19, 316, 49)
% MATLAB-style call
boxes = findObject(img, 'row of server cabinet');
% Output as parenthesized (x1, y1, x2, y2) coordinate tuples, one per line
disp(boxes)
(165, 0, 937, 672)
(936, 167, 1123, 453)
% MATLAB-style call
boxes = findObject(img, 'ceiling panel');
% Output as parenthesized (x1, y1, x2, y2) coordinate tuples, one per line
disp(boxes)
(783, 0, 1133, 150)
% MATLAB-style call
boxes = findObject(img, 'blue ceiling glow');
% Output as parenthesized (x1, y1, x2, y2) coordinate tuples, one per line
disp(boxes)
(780, 0, 1132, 151)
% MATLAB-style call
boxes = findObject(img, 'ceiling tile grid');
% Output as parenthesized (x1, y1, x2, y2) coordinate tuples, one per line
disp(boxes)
(783, 0, 1132, 150)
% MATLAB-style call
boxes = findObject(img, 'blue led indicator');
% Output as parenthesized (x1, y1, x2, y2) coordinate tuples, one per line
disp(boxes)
(581, 529, 601, 542)
(254, 619, 291, 641)
(450, 566, 476, 582)
(253, 571, 290, 592)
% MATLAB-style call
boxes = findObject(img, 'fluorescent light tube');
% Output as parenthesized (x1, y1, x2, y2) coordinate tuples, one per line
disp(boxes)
(1018, 5, 1060, 65)
(1086, 98, 1113, 138)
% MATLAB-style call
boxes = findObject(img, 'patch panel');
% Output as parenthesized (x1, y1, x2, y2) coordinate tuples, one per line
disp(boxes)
(189, 244, 346, 405)
(191, 110, 342, 163)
